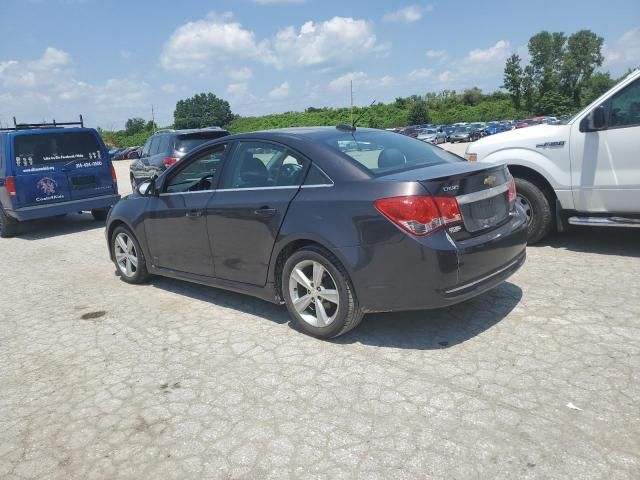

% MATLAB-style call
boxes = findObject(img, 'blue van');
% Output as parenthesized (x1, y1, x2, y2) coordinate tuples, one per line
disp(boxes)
(0, 117, 120, 237)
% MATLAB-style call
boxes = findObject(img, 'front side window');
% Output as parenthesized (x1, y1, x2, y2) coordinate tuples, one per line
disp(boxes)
(609, 79, 640, 128)
(220, 142, 308, 189)
(324, 130, 460, 176)
(165, 144, 227, 193)
(13, 132, 102, 167)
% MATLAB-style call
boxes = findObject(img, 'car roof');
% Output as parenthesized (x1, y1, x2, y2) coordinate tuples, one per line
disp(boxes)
(1, 127, 97, 137)
(155, 127, 228, 136)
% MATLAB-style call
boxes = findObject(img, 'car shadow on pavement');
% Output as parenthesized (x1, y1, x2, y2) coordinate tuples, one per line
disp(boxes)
(145, 275, 522, 348)
(335, 282, 523, 350)
(537, 226, 640, 257)
(17, 214, 106, 240)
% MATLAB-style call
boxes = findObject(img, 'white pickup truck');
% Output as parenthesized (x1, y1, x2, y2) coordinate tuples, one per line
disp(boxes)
(465, 68, 640, 243)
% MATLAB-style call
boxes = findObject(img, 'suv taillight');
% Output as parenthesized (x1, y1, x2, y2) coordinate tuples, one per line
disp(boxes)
(5, 176, 16, 197)
(507, 175, 516, 204)
(163, 157, 179, 167)
(374, 195, 462, 236)
(110, 164, 117, 185)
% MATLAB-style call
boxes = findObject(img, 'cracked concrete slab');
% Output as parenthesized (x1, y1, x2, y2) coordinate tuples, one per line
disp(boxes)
(0, 160, 638, 479)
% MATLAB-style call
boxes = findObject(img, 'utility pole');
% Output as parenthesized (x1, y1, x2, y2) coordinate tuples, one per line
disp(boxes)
(350, 80, 354, 125)
(151, 104, 156, 133)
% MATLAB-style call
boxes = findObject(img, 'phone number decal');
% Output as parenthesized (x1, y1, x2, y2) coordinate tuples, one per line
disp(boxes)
(76, 161, 103, 168)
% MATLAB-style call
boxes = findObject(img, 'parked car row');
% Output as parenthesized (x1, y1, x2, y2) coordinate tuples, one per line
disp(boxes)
(109, 146, 142, 161)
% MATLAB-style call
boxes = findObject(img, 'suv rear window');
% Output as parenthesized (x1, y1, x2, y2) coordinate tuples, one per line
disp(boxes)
(13, 132, 102, 167)
(323, 130, 460, 176)
(175, 132, 228, 153)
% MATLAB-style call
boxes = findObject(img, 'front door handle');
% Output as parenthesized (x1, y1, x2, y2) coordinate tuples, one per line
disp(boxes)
(185, 209, 203, 218)
(254, 207, 277, 217)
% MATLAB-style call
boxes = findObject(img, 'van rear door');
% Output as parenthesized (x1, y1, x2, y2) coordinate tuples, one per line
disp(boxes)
(12, 131, 115, 207)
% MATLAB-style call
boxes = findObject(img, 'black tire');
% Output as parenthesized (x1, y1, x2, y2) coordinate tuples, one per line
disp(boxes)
(110, 225, 151, 284)
(91, 209, 109, 221)
(0, 207, 18, 238)
(130, 175, 137, 192)
(514, 177, 554, 244)
(282, 245, 364, 339)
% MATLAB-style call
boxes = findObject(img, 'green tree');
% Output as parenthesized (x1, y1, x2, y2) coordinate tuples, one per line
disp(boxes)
(462, 87, 483, 106)
(561, 30, 604, 107)
(503, 54, 523, 110)
(174, 93, 234, 129)
(125, 117, 146, 135)
(581, 72, 616, 105)
(145, 120, 157, 131)
(407, 99, 431, 125)
(522, 65, 536, 113)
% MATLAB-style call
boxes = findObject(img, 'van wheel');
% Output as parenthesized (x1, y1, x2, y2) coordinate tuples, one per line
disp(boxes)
(111, 226, 150, 284)
(282, 245, 364, 339)
(514, 177, 553, 244)
(0, 207, 18, 238)
(92, 209, 109, 221)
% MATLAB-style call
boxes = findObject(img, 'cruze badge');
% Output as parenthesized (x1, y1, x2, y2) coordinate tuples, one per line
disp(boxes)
(483, 175, 497, 186)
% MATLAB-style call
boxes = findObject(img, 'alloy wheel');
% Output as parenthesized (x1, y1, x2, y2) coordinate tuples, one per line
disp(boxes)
(114, 232, 138, 278)
(517, 194, 533, 226)
(288, 259, 340, 327)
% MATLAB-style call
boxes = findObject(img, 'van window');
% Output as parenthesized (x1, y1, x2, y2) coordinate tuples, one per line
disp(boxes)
(13, 132, 102, 168)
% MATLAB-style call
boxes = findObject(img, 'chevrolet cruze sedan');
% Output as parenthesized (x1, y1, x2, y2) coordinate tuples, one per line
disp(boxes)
(106, 127, 527, 339)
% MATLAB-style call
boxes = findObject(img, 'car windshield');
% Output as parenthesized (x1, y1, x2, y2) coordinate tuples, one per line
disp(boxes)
(324, 130, 461, 176)
(454, 127, 470, 133)
(13, 131, 102, 167)
(419, 129, 436, 134)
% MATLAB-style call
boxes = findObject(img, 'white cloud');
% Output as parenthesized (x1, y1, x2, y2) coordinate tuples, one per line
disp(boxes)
(0, 47, 151, 128)
(161, 83, 177, 94)
(603, 28, 640, 69)
(269, 81, 290, 99)
(160, 12, 272, 71)
(227, 66, 253, 81)
(426, 49, 447, 59)
(329, 71, 394, 91)
(408, 68, 432, 81)
(383, 4, 433, 23)
(227, 82, 250, 97)
(466, 40, 511, 63)
(438, 71, 453, 83)
(160, 14, 379, 72)
(270, 17, 378, 69)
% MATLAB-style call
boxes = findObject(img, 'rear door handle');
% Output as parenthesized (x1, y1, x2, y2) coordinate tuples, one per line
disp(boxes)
(185, 209, 203, 218)
(254, 207, 277, 217)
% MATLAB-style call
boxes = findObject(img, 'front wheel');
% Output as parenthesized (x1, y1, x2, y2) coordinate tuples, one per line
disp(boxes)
(282, 246, 364, 339)
(0, 207, 18, 238)
(514, 177, 554, 244)
(111, 226, 151, 284)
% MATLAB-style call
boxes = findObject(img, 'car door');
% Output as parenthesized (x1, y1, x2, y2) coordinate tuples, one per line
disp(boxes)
(144, 143, 228, 277)
(132, 138, 152, 182)
(570, 77, 640, 213)
(206, 140, 308, 286)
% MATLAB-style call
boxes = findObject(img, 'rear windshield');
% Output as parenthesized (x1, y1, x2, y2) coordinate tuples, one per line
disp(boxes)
(324, 130, 461, 175)
(175, 132, 227, 153)
(13, 132, 102, 167)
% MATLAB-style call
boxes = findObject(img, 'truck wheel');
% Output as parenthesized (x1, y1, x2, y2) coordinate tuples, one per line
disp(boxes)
(0, 207, 19, 238)
(514, 177, 553, 244)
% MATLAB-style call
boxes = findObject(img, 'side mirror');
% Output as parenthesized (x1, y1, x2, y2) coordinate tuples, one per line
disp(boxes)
(588, 105, 607, 130)
(132, 151, 140, 159)
(137, 177, 158, 196)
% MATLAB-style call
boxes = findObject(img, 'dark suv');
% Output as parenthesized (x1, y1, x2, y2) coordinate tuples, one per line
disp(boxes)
(129, 127, 228, 189)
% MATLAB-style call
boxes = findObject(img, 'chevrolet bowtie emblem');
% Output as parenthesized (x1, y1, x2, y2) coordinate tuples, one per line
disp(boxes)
(484, 175, 497, 186)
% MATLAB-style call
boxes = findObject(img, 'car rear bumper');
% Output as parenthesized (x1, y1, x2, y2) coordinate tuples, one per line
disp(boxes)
(7, 194, 121, 221)
(333, 207, 527, 313)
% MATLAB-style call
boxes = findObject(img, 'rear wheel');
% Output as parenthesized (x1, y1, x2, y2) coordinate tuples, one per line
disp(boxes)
(111, 226, 150, 284)
(130, 174, 137, 192)
(92, 209, 109, 221)
(282, 246, 363, 339)
(0, 207, 18, 238)
(514, 177, 553, 244)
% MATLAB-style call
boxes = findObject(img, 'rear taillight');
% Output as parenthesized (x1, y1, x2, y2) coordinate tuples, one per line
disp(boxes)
(5, 176, 16, 197)
(110, 164, 117, 185)
(163, 157, 179, 167)
(374, 195, 462, 237)
(507, 175, 516, 204)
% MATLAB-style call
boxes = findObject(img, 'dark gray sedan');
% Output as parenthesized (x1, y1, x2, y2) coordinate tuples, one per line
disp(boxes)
(106, 127, 527, 339)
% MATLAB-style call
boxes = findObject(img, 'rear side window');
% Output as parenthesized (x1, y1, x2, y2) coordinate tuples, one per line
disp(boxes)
(158, 135, 172, 154)
(175, 132, 228, 153)
(323, 130, 460, 176)
(13, 132, 102, 167)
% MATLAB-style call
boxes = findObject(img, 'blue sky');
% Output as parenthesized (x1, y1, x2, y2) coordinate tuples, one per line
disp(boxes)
(1, 0, 638, 129)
